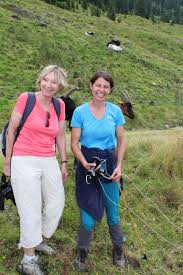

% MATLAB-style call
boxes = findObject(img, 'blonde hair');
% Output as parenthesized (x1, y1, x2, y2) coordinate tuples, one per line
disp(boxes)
(36, 65, 68, 91)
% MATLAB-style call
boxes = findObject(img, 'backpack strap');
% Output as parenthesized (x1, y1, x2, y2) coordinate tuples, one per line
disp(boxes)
(52, 96, 61, 119)
(2, 94, 61, 157)
(15, 92, 36, 139)
(17, 94, 60, 136)
(2, 92, 36, 156)
(51, 96, 61, 152)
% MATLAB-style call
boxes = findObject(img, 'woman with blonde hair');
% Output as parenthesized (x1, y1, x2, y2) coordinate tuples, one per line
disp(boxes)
(3, 65, 68, 275)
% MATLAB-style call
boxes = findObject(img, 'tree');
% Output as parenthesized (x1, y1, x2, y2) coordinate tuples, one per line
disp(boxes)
(122, 0, 129, 14)
(82, 0, 88, 10)
(145, 0, 151, 19)
(135, 0, 146, 17)
(179, 6, 183, 24)
(67, 0, 75, 10)
(129, 0, 135, 13)
(41, 0, 183, 26)
(107, 6, 116, 21)
(90, 5, 101, 17)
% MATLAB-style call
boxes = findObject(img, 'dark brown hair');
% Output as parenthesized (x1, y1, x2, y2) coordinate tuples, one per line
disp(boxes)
(90, 71, 114, 89)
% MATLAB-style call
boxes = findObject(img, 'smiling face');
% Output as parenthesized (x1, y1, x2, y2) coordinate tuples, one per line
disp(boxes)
(40, 71, 60, 98)
(90, 77, 111, 102)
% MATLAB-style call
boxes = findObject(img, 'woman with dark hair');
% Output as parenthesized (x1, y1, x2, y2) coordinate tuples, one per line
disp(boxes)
(71, 71, 126, 272)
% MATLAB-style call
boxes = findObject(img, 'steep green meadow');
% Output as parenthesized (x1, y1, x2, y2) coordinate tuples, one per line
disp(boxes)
(0, 129, 183, 274)
(0, 0, 183, 129)
(0, 0, 183, 274)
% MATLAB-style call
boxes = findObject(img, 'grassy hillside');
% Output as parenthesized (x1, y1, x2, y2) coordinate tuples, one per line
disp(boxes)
(0, 2, 183, 274)
(0, 129, 183, 274)
(0, 0, 183, 129)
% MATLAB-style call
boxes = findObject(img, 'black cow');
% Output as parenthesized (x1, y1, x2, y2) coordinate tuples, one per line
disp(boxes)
(61, 97, 76, 127)
(106, 39, 121, 47)
(60, 87, 79, 128)
(107, 39, 123, 52)
(85, 31, 95, 36)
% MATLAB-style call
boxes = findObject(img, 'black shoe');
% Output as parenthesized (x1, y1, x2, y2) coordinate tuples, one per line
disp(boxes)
(112, 245, 126, 268)
(74, 248, 88, 272)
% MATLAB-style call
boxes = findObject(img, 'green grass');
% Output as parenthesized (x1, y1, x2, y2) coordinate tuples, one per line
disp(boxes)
(0, 129, 183, 274)
(0, 0, 183, 130)
(0, 0, 183, 273)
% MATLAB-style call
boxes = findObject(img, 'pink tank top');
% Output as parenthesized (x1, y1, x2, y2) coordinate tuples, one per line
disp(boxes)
(13, 92, 65, 157)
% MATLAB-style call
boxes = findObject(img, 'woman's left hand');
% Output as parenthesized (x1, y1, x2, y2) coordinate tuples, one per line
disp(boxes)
(60, 164, 68, 183)
(110, 166, 122, 182)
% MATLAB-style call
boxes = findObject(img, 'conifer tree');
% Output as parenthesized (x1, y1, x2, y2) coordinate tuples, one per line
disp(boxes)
(107, 5, 116, 21)
(82, 0, 88, 10)
(41, 0, 183, 26)
(135, 0, 146, 17)
(90, 5, 101, 17)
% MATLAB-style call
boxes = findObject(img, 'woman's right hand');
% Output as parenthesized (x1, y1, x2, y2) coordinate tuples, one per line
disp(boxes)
(3, 160, 11, 177)
(83, 162, 96, 171)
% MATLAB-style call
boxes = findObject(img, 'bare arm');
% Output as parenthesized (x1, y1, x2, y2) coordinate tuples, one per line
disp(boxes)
(71, 128, 96, 170)
(56, 120, 68, 182)
(3, 110, 22, 176)
(110, 125, 126, 181)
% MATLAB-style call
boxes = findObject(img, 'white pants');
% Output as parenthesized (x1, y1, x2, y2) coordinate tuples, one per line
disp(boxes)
(11, 156, 65, 249)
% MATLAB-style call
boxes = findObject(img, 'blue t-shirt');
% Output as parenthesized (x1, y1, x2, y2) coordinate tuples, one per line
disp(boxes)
(71, 102, 125, 150)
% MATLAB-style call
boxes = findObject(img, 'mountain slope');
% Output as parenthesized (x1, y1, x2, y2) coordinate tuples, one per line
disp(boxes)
(0, 0, 183, 129)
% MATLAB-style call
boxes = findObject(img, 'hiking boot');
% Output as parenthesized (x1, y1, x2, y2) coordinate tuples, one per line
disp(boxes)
(16, 256, 45, 275)
(35, 241, 56, 256)
(74, 248, 88, 272)
(112, 245, 126, 268)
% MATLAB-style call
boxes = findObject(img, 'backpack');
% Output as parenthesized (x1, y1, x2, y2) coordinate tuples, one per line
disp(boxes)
(1, 92, 61, 156)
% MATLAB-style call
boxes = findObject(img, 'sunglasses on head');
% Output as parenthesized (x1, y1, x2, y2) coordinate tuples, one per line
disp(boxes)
(45, 111, 51, 127)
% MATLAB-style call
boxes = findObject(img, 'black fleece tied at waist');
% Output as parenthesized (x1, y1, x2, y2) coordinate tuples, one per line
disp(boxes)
(76, 145, 117, 221)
